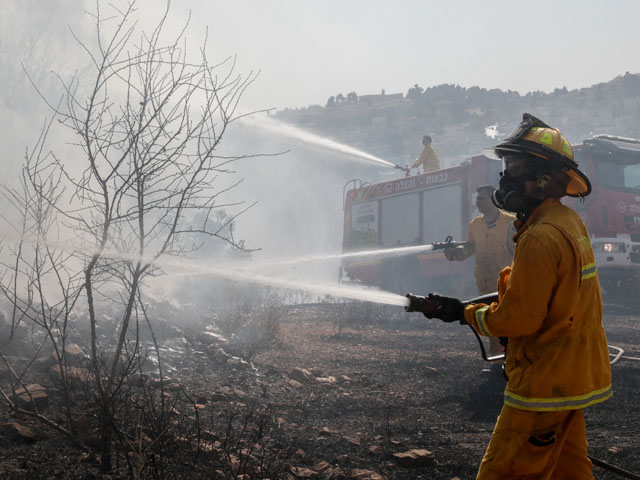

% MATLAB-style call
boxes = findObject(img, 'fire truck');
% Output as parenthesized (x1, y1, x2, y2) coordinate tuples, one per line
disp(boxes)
(341, 135, 640, 303)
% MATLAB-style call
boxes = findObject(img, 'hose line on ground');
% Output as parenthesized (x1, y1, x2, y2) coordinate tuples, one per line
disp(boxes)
(608, 345, 640, 364)
(589, 455, 640, 480)
(609, 345, 624, 365)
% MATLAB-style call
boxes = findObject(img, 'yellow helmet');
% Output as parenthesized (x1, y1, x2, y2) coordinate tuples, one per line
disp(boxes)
(493, 114, 591, 197)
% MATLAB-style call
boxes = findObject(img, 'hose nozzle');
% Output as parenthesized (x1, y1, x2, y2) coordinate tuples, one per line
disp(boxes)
(404, 293, 437, 314)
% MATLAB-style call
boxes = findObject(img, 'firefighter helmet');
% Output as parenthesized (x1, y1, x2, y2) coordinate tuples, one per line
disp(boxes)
(493, 113, 591, 197)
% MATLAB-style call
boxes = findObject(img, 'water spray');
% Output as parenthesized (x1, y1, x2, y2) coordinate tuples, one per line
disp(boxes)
(244, 243, 442, 272)
(229, 236, 463, 274)
(240, 115, 399, 169)
(167, 262, 410, 308)
(0, 232, 410, 308)
(0, 231, 470, 309)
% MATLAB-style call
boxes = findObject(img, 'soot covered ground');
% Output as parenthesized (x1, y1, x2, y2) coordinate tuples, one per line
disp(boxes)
(252, 304, 640, 479)
(0, 303, 638, 479)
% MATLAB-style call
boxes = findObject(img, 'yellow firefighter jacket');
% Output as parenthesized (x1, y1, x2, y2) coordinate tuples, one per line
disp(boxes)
(411, 144, 440, 172)
(458, 210, 516, 295)
(464, 198, 612, 411)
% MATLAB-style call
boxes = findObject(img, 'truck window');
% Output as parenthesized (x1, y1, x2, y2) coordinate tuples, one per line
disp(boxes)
(594, 159, 640, 191)
(380, 193, 419, 246)
(350, 200, 379, 247)
(624, 164, 640, 189)
(422, 183, 462, 243)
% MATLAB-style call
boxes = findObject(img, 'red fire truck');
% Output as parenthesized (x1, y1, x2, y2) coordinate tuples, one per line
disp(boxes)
(341, 135, 640, 303)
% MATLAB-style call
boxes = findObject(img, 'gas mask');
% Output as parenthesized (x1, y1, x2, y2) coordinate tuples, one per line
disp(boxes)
(491, 157, 543, 214)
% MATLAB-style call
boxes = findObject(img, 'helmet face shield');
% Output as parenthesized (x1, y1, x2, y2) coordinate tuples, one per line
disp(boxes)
(503, 114, 537, 145)
(501, 155, 537, 180)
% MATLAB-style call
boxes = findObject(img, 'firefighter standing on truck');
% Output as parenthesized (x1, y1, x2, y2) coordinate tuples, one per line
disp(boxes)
(444, 185, 516, 359)
(411, 135, 441, 173)
(421, 113, 612, 479)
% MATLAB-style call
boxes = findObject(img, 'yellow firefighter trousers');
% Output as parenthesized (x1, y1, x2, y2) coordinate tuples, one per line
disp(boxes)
(477, 405, 592, 479)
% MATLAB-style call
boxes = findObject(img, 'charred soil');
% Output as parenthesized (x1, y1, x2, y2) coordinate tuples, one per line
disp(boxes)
(0, 303, 638, 479)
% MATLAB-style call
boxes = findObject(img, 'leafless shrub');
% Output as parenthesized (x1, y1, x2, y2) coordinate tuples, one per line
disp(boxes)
(0, 0, 273, 473)
(213, 285, 289, 361)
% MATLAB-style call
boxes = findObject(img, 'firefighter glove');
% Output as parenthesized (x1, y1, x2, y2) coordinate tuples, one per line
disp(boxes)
(443, 247, 457, 261)
(423, 293, 466, 324)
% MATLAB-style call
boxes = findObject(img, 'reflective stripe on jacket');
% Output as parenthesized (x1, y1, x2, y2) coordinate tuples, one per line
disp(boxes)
(464, 198, 612, 411)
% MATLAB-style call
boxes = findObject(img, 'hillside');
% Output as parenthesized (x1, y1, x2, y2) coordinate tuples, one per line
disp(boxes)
(274, 73, 640, 168)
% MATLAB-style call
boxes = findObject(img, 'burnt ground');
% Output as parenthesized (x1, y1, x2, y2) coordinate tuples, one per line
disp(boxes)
(252, 305, 640, 479)
(0, 302, 639, 479)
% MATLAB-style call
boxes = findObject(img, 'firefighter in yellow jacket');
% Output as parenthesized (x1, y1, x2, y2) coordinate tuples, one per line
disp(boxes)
(444, 185, 516, 358)
(411, 135, 441, 173)
(421, 114, 612, 479)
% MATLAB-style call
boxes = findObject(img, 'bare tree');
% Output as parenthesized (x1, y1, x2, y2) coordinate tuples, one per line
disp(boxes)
(1, 0, 262, 472)
(0, 114, 85, 449)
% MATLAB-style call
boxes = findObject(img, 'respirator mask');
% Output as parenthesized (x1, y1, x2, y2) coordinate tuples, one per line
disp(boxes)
(491, 156, 542, 214)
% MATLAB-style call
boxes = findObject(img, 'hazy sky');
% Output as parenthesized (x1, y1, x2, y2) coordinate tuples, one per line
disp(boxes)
(161, 0, 640, 112)
(5, 0, 640, 286)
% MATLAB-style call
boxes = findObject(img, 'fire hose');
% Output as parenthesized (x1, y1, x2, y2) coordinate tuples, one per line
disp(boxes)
(394, 163, 411, 176)
(404, 292, 640, 479)
(404, 291, 503, 362)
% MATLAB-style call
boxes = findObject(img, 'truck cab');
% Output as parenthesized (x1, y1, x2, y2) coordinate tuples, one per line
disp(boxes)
(565, 135, 640, 303)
